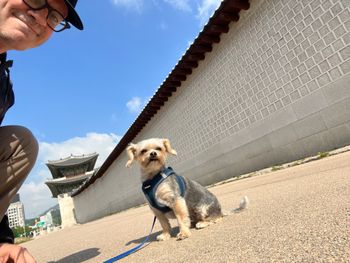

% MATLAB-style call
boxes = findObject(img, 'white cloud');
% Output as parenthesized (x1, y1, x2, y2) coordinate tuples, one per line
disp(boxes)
(110, 0, 221, 27)
(39, 133, 120, 168)
(111, 0, 144, 13)
(111, 0, 193, 14)
(19, 132, 120, 218)
(19, 182, 57, 219)
(126, 96, 150, 114)
(126, 97, 142, 113)
(196, 0, 221, 26)
(163, 0, 191, 12)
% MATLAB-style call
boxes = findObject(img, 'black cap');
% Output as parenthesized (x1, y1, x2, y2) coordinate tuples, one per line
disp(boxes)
(64, 0, 83, 30)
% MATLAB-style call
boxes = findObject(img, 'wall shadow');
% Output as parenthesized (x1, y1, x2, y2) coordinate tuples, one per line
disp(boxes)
(48, 247, 100, 263)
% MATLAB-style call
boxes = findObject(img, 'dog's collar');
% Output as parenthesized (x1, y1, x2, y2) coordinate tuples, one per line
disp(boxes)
(142, 167, 186, 213)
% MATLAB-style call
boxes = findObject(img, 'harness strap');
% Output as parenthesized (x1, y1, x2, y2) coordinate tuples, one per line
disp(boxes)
(175, 174, 186, 197)
(142, 167, 186, 213)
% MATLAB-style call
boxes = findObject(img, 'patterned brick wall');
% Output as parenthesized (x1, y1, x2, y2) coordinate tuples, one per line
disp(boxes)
(139, 0, 350, 164)
(74, 0, 350, 223)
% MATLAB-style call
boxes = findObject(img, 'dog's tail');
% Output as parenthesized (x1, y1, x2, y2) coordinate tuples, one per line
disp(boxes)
(232, 196, 249, 213)
(223, 196, 249, 216)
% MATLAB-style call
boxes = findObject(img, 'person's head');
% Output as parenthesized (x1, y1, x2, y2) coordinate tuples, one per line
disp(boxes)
(0, 0, 83, 52)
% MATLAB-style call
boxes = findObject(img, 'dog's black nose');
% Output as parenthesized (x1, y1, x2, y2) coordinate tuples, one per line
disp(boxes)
(150, 151, 157, 157)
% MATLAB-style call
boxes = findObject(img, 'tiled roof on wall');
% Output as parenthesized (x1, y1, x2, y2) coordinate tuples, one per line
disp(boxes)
(72, 0, 250, 197)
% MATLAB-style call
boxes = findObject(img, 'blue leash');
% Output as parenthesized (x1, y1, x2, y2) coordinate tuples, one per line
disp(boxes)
(103, 216, 157, 263)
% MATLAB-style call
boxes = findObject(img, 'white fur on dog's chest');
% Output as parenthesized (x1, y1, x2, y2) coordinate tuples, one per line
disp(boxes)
(155, 182, 176, 208)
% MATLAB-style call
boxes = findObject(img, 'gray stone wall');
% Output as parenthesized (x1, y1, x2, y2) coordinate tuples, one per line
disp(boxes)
(73, 0, 350, 223)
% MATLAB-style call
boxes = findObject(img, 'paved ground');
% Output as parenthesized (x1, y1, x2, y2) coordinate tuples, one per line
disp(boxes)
(23, 151, 350, 263)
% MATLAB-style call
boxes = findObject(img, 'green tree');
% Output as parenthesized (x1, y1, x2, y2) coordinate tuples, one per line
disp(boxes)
(51, 209, 62, 226)
(11, 226, 31, 238)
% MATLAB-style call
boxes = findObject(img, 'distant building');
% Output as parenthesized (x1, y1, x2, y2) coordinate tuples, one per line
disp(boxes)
(45, 153, 98, 197)
(44, 207, 61, 227)
(45, 153, 99, 228)
(44, 212, 53, 227)
(7, 194, 25, 228)
(11, 194, 20, 203)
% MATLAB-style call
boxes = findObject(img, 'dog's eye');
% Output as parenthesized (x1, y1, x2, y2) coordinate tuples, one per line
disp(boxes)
(156, 147, 162, 151)
(140, 149, 147, 155)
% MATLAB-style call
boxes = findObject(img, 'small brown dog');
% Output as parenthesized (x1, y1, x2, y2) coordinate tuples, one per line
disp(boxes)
(126, 138, 248, 241)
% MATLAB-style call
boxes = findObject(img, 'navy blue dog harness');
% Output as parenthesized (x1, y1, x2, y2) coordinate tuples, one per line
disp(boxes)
(104, 168, 186, 262)
(142, 167, 186, 213)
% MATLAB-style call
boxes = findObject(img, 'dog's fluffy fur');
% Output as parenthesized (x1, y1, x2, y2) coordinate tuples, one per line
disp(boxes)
(126, 138, 248, 241)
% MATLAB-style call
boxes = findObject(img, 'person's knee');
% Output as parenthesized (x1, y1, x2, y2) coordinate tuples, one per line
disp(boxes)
(11, 125, 39, 165)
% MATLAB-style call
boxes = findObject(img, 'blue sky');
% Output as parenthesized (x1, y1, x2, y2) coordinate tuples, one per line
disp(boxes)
(4, 0, 221, 218)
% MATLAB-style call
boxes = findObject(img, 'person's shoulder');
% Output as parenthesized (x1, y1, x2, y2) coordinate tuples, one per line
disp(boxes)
(0, 53, 7, 63)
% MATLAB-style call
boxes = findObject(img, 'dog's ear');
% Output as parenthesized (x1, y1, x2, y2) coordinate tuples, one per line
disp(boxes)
(163, 139, 177, 156)
(126, 143, 137, 168)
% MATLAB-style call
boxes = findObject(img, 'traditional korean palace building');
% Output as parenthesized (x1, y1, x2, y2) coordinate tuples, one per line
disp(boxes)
(45, 153, 99, 228)
(45, 153, 99, 198)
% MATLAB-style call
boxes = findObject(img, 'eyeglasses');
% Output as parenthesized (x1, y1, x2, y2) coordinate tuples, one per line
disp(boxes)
(22, 0, 71, 32)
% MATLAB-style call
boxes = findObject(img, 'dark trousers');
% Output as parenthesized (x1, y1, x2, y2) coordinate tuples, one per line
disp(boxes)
(0, 125, 38, 243)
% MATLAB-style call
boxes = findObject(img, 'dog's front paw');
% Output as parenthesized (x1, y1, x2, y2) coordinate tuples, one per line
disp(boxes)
(176, 229, 191, 240)
(156, 232, 171, 241)
(195, 221, 209, 229)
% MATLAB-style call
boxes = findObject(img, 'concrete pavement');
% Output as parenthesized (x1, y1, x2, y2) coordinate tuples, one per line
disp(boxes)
(23, 150, 350, 262)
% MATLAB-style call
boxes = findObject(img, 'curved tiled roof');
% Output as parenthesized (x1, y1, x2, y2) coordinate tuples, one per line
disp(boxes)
(46, 174, 91, 198)
(47, 153, 98, 179)
(46, 173, 91, 184)
(47, 153, 98, 166)
(72, 0, 250, 197)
